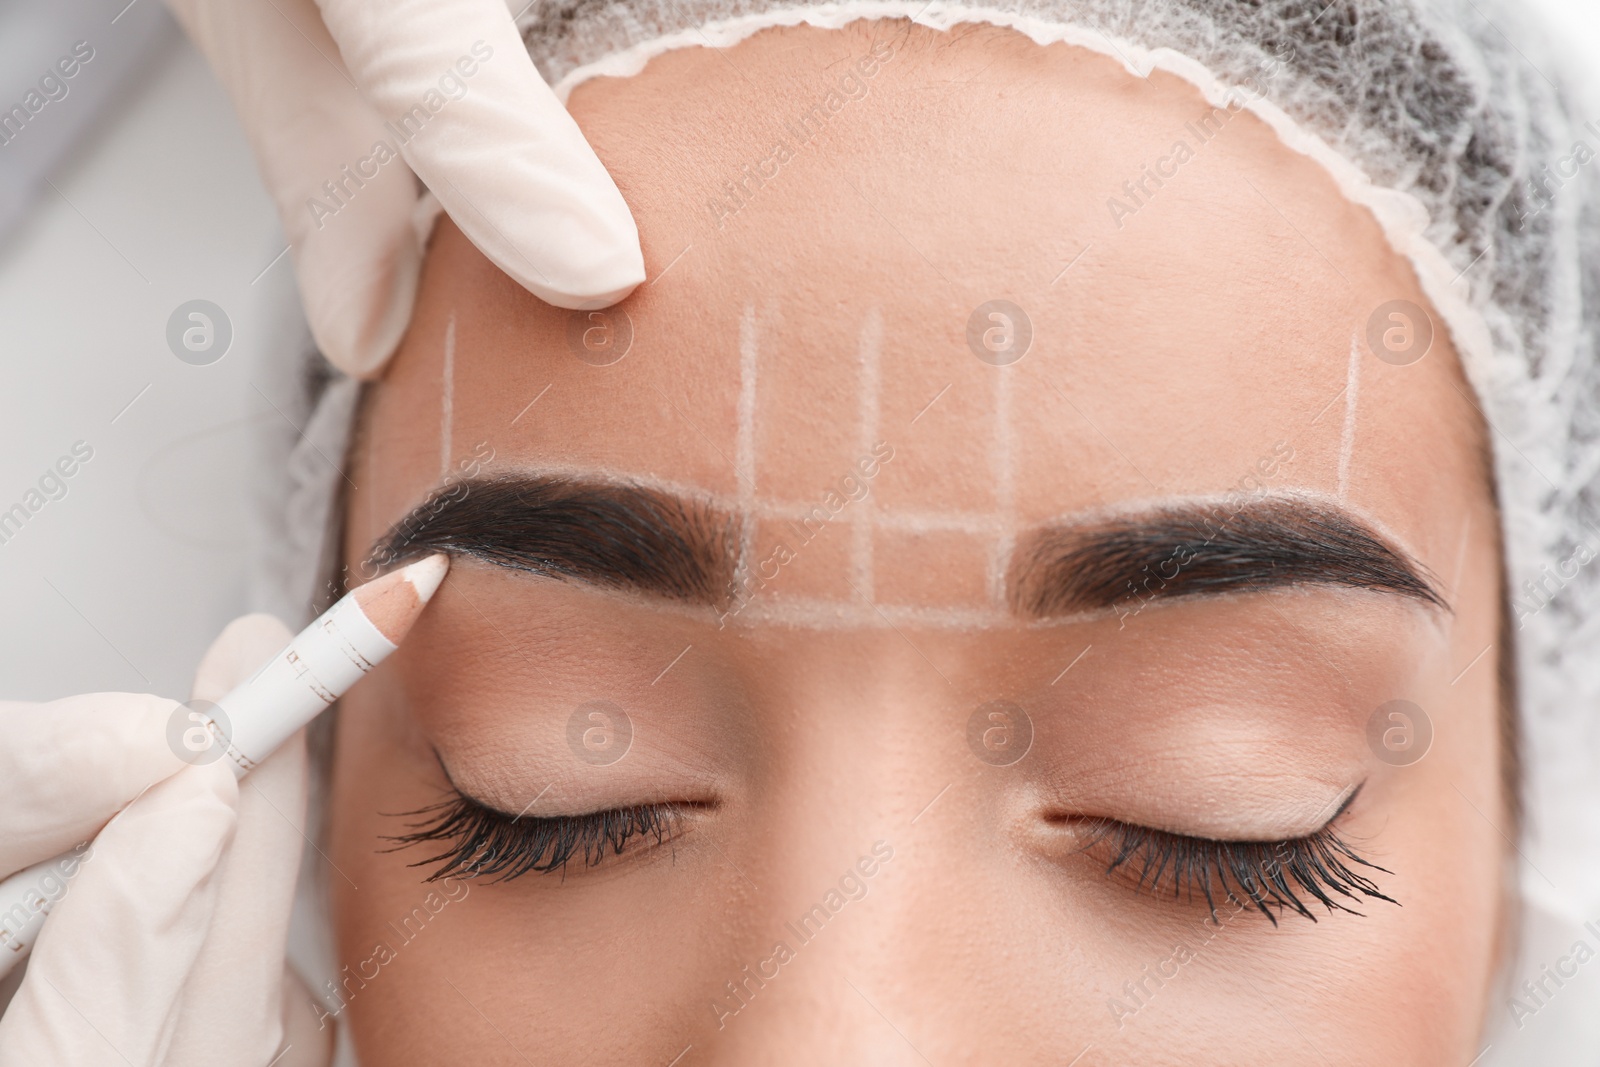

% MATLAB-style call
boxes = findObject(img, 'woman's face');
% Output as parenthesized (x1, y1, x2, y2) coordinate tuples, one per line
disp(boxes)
(333, 21, 1508, 1065)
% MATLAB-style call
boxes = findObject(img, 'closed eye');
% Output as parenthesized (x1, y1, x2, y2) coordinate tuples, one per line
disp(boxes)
(382, 790, 698, 882)
(1064, 786, 1396, 923)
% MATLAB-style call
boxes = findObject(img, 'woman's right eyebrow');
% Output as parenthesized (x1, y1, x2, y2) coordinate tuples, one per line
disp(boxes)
(366, 474, 738, 607)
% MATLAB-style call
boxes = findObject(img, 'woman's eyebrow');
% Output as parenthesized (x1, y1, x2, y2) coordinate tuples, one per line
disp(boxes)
(367, 475, 737, 606)
(1009, 497, 1450, 620)
(367, 475, 1445, 621)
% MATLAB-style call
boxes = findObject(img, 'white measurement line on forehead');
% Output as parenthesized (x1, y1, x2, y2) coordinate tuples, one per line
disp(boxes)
(733, 596, 1014, 630)
(724, 303, 1023, 624)
(853, 308, 883, 606)
(427, 306, 1028, 627)
(1337, 331, 1360, 499)
(441, 312, 456, 479)
(989, 358, 1017, 611)
(734, 303, 760, 607)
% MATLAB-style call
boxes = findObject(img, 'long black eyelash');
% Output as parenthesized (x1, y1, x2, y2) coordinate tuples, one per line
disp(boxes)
(1079, 817, 1397, 925)
(381, 794, 685, 882)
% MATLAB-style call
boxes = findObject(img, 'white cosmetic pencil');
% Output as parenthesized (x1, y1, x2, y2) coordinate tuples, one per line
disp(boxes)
(0, 553, 450, 978)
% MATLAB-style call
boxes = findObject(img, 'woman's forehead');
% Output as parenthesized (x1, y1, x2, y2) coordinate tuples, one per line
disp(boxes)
(352, 29, 1487, 609)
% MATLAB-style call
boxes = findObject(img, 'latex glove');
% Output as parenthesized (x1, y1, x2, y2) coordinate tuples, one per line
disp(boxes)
(0, 616, 332, 1067)
(166, 0, 646, 378)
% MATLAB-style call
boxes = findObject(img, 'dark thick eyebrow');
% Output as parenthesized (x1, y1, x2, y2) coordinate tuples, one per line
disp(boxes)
(369, 476, 737, 606)
(1010, 496, 1449, 619)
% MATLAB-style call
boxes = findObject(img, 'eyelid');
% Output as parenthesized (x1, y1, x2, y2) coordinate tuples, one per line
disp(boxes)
(381, 748, 702, 881)
(1066, 783, 1394, 924)
(381, 790, 695, 882)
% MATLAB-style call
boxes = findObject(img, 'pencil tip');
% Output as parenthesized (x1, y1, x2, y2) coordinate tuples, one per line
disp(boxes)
(353, 554, 451, 644)
(402, 553, 450, 603)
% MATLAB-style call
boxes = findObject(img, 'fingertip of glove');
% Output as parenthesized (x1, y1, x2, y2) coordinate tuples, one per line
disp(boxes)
(536, 270, 646, 311)
(518, 244, 647, 311)
(309, 287, 417, 380)
(192, 614, 294, 703)
(300, 220, 425, 380)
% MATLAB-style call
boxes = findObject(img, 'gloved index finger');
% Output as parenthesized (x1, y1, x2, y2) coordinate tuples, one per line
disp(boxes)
(0, 693, 190, 877)
(315, 0, 646, 309)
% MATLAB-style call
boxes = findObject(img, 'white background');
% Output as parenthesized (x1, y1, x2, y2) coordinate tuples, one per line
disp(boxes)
(0, 1, 309, 701)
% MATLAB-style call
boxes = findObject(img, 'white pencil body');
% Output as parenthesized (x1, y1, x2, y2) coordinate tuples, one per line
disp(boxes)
(0, 555, 444, 979)
(211, 592, 394, 776)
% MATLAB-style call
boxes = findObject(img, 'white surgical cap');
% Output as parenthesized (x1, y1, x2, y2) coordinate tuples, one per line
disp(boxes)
(264, 2, 1600, 1058)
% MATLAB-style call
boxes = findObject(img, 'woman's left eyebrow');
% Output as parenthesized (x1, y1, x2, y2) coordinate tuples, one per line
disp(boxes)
(1009, 495, 1449, 619)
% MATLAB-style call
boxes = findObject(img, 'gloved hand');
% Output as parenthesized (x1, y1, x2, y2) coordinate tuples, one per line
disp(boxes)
(0, 615, 332, 1067)
(165, 0, 647, 378)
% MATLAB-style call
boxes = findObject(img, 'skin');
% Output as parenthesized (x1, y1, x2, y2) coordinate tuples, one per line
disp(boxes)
(330, 20, 1508, 1065)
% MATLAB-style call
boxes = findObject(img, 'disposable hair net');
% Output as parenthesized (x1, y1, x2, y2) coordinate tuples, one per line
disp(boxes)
(260, 0, 1600, 1058)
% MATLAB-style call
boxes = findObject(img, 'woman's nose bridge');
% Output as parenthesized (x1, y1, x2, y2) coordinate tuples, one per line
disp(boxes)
(692, 650, 979, 1063)
(693, 839, 930, 1065)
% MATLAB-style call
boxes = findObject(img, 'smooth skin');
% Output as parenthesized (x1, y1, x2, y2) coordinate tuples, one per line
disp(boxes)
(331, 20, 1508, 1065)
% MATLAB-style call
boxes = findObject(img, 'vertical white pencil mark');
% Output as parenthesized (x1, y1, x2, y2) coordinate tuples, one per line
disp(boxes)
(1337, 332, 1360, 499)
(990, 364, 1016, 607)
(734, 304, 759, 598)
(1448, 513, 1473, 600)
(440, 313, 456, 479)
(853, 308, 883, 603)
(1446, 511, 1473, 639)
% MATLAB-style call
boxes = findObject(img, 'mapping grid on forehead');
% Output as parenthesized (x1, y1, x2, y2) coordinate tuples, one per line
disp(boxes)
(372, 306, 1443, 630)
(347, 19, 1486, 638)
